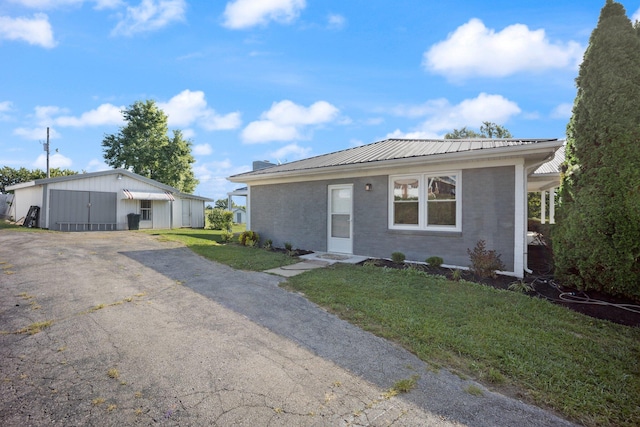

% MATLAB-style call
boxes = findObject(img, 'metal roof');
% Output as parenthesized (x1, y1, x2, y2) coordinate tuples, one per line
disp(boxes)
(230, 138, 562, 180)
(532, 144, 565, 175)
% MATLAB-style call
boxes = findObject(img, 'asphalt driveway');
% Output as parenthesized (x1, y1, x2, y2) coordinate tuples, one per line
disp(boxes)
(0, 230, 576, 426)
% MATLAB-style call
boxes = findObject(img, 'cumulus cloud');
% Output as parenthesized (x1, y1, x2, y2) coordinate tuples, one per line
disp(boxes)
(241, 100, 339, 144)
(54, 103, 124, 127)
(267, 143, 311, 162)
(423, 18, 583, 79)
(159, 89, 242, 131)
(0, 14, 56, 48)
(14, 126, 61, 140)
(551, 102, 573, 119)
(34, 152, 72, 169)
(193, 143, 213, 156)
(389, 93, 521, 137)
(223, 0, 306, 29)
(632, 7, 640, 23)
(111, 0, 186, 36)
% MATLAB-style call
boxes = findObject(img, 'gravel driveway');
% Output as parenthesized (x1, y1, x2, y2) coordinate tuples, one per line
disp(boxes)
(0, 230, 575, 426)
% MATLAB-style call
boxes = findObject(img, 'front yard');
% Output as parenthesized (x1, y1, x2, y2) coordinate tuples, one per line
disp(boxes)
(147, 227, 640, 427)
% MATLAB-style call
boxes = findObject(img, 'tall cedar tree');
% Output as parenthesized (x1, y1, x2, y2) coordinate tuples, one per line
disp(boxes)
(102, 100, 198, 193)
(553, 0, 640, 300)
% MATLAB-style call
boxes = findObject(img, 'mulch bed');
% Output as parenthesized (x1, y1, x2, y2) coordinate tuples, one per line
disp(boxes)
(353, 245, 640, 328)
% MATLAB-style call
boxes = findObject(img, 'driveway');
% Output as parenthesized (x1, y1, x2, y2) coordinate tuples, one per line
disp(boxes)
(0, 231, 575, 426)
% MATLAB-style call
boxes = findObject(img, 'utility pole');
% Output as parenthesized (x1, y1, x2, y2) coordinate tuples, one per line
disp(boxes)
(45, 127, 50, 178)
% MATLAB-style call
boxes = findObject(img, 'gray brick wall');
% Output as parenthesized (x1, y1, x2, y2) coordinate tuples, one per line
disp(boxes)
(249, 165, 515, 270)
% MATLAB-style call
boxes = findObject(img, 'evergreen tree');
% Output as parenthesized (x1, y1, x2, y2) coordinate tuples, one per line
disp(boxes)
(102, 100, 198, 193)
(553, 0, 640, 300)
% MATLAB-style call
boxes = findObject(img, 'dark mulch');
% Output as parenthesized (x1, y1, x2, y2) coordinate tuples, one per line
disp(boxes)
(355, 245, 640, 328)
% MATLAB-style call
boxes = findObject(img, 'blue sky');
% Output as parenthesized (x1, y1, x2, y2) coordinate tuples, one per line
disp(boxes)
(1, 0, 639, 201)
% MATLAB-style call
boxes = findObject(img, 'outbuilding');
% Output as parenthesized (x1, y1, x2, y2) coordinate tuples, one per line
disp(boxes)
(228, 138, 564, 278)
(6, 169, 211, 231)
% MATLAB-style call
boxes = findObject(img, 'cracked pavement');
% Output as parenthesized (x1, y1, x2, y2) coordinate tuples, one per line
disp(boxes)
(0, 231, 575, 426)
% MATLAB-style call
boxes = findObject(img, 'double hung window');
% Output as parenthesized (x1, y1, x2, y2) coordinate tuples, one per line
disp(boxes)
(390, 172, 460, 231)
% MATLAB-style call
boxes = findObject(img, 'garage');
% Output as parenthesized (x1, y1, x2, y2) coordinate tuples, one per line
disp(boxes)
(6, 169, 211, 231)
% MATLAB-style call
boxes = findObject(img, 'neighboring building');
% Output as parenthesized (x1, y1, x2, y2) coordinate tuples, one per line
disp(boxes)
(232, 207, 246, 224)
(6, 169, 212, 231)
(228, 138, 564, 278)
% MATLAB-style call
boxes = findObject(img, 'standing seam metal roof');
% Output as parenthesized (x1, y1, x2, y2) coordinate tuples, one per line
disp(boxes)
(230, 138, 561, 179)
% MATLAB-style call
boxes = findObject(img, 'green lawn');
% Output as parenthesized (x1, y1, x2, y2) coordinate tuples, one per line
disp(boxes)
(4, 223, 638, 426)
(142, 225, 299, 271)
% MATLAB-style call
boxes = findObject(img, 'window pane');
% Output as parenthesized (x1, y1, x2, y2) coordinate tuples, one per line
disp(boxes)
(394, 178, 419, 200)
(427, 176, 456, 200)
(394, 202, 419, 225)
(331, 214, 350, 238)
(427, 201, 456, 226)
(331, 188, 351, 213)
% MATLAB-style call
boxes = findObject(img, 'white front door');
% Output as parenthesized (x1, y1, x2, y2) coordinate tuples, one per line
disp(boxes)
(327, 184, 353, 254)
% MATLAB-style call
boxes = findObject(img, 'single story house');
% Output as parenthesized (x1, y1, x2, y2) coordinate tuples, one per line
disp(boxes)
(228, 138, 564, 278)
(6, 169, 212, 231)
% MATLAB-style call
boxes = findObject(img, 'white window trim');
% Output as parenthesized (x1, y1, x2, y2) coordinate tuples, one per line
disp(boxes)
(388, 171, 462, 232)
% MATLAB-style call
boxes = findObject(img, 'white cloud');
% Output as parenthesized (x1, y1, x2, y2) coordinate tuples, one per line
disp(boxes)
(241, 100, 339, 144)
(385, 129, 441, 140)
(84, 159, 111, 172)
(424, 18, 584, 79)
(0, 14, 56, 48)
(551, 102, 573, 119)
(193, 143, 213, 156)
(34, 152, 72, 169)
(632, 7, 640, 23)
(54, 103, 124, 127)
(327, 13, 345, 30)
(267, 143, 311, 162)
(389, 93, 521, 137)
(223, 0, 306, 29)
(13, 126, 61, 140)
(158, 89, 242, 131)
(0, 101, 13, 120)
(111, 0, 186, 36)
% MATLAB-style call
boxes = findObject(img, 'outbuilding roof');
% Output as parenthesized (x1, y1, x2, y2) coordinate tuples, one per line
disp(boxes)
(229, 138, 563, 182)
(6, 168, 212, 201)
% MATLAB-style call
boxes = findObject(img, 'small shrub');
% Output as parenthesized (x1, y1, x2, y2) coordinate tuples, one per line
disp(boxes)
(220, 230, 234, 243)
(508, 280, 535, 293)
(425, 256, 443, 267)
(391, 251, 406, 264)
(207, 208, 233, 231)
(263, 239, 272, 250)
(239, 230, 260, 247)
(284, 242, 293, 252)
(467, 240, 506, 279)
(450, 269, 462, 281)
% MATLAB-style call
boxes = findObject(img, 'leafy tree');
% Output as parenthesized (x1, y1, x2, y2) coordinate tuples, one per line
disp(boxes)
(444, 122, 512, 139)
(444, 126, 481, 139)
(553, 0, 640, 300)
(214, 198, 229, 210)
(102, 100, 198, 193)
(0, 166, 77, 193)
(480, 121, 512, 138)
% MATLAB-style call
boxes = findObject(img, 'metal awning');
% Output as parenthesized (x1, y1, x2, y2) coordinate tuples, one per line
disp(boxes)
(122, 189, 175, 201)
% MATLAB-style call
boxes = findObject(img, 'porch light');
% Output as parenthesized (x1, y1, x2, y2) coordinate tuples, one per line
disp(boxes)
(365, 183, 372, 191)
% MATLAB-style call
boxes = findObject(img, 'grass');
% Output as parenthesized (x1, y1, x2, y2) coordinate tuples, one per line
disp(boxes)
(143, 225, 299, 271)
(284, 263, 640, 427)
